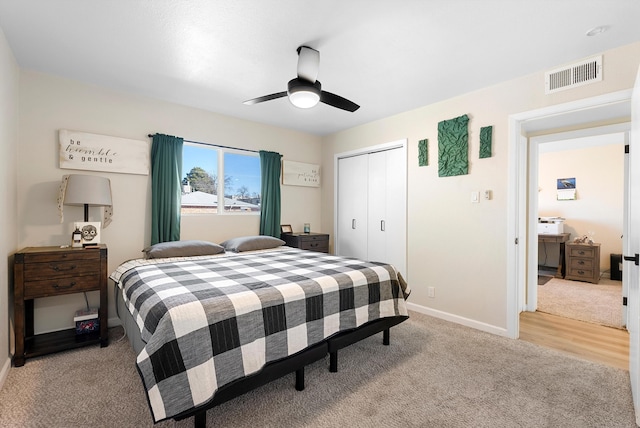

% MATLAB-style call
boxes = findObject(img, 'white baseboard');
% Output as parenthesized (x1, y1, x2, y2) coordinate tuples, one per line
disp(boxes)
(406, 302, 509, 337)
(0, 356, 11, 391)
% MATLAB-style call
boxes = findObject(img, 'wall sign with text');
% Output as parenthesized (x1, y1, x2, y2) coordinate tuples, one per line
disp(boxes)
(59, 130, 150, 175)
(282, 160, 320, 187)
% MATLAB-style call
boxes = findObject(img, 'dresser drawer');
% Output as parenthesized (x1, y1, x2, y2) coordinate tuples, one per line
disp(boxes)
(24, 260, 100, 281)
(24, 274, 100, 299)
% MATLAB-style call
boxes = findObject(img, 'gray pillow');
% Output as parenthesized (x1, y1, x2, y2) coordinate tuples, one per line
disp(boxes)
(142, 240, 225, 259)
(220, 235, 285, 252)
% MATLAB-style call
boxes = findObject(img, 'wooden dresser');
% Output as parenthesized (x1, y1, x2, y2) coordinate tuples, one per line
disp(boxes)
(13, 244, 108, 367)
(565, 242, 601, 284)
(281, 232, 329, 253)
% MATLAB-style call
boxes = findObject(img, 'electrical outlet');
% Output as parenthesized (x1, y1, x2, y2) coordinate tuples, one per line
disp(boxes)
(484, 190, 492, 200)
(428, 287, 435, 298)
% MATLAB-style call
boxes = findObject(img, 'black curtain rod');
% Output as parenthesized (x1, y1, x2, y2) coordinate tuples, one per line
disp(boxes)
(147, 134, 259, 154)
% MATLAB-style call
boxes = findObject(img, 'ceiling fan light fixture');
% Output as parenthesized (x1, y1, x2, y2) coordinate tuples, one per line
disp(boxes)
(288, 78, 321, 109)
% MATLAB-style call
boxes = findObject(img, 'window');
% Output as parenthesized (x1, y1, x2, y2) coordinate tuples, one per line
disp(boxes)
(181, 143, 261, 214)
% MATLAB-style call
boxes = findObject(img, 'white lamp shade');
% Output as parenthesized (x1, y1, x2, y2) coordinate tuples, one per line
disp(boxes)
(63, 174, 112, 207)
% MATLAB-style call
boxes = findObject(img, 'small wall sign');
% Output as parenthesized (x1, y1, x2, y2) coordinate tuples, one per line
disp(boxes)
(282, 160, 320, 187)
(59, 130, 150, 175)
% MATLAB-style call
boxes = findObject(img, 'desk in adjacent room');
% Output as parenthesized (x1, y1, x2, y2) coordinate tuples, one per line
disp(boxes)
(538, 233, 571, 278)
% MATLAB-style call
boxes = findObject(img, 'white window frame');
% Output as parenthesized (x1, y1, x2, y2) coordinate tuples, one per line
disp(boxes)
(181, 143, 261, 216)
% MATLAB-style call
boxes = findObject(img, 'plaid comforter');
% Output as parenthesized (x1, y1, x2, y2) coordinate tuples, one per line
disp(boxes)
(110, 247, 410, 422)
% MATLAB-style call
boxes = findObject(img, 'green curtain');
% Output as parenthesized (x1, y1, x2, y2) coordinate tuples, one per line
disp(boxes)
(259, 150, 282, 237)
(151, 134, 183, 245)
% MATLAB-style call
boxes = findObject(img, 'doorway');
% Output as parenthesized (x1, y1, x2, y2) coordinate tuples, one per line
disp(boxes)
(506, 89, 633, 339)
(531, 129, 628, 329)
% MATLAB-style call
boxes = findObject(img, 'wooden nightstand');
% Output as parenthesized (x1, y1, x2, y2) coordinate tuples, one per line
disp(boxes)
(281, 232, 329, 253)
(13, 244, 108, 367)
(565, 242, 601, 284)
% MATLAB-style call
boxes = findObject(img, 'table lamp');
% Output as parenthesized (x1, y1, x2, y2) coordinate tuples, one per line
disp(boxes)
(63, 174, 112, 222)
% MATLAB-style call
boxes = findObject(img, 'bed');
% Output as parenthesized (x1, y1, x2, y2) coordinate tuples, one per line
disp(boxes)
(110, 238, 410, 427)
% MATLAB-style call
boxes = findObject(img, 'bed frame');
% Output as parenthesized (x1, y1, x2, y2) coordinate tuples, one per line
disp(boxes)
(173, 315, 408, 428)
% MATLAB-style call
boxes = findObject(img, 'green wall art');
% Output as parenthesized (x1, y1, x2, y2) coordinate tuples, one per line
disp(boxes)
(479, 125, 493, 159)
(438, 114, 469, 177)
(418, 139, 428, 166)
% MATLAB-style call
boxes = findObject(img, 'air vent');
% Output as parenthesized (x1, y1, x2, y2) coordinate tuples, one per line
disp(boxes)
(545, 56, 602, 94)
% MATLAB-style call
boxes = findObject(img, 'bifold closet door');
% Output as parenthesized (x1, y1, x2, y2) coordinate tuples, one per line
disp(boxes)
(367, 148, 406, 276)
(337, 154, 368, 261)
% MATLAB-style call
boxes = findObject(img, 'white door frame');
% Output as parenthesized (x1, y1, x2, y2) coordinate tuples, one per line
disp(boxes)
(507, 89, 633, 339)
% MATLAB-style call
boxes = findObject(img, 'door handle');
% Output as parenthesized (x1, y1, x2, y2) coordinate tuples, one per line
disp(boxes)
(380, 220, 385, 231)
(624, 254, 639, 266)
(352, 219, 356, 229)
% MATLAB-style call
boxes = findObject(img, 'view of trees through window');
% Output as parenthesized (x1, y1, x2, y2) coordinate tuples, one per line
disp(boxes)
(181, 144, 261, 214)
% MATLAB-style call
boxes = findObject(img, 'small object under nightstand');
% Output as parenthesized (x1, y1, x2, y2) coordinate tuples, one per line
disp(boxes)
(13, 244, 109, 367)
(281, 232, 329, 253)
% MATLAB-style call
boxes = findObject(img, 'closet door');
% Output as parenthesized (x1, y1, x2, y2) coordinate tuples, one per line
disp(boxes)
(367, 150, 388, 263)
(337, 155, 368, 260)
(367, 148, 406, 276)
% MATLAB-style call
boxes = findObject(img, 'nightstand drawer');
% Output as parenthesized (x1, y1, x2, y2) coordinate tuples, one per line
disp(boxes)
(24, 274, 100, 299)
(566, 268, 595, 280)
(297, 234, 327, 243)
(298, 241, 329, 252)
(568, 258, 594, 269)
(23, 250, 101, 264)
(281, 232, 330, 253)
(569, 247, 596, 258)
(24, 260, 100, 280)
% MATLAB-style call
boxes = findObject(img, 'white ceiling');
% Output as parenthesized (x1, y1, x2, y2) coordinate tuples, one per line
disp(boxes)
(1, 0, 639, 136)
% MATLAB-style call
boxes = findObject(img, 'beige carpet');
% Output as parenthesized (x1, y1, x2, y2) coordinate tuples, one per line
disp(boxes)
(537, 278, 623, 329)
(0, 312, 635, 427)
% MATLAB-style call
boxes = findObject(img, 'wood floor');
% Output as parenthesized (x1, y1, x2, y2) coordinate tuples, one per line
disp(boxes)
(519, 311, 629, 370)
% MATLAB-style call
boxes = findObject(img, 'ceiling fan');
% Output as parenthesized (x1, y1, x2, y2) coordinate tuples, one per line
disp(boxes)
(243, 46, 360, 112)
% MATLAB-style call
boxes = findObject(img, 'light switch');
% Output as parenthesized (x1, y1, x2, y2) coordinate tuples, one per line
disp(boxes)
(471, 191, 480, 203)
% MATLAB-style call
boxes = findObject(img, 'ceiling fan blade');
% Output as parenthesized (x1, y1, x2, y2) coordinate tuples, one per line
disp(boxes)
(243, 91, 287, 105)
(320, 91, 360, 112)
(297, 46, 319, 83)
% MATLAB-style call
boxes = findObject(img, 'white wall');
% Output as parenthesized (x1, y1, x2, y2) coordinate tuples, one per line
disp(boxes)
(538, 142, 624, 274)
(17, 71, 322, 334)
(322, 41, 640, 332)
(0, 26, 19, 386)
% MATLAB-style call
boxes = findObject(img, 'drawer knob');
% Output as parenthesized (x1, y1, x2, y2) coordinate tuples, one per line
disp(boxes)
(52, 282, 76, 290)
(578, 260, 585, 265)
(51, 264, 76, 272)
(578, 251, 585, 255)
(577, 270, 585, 275)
